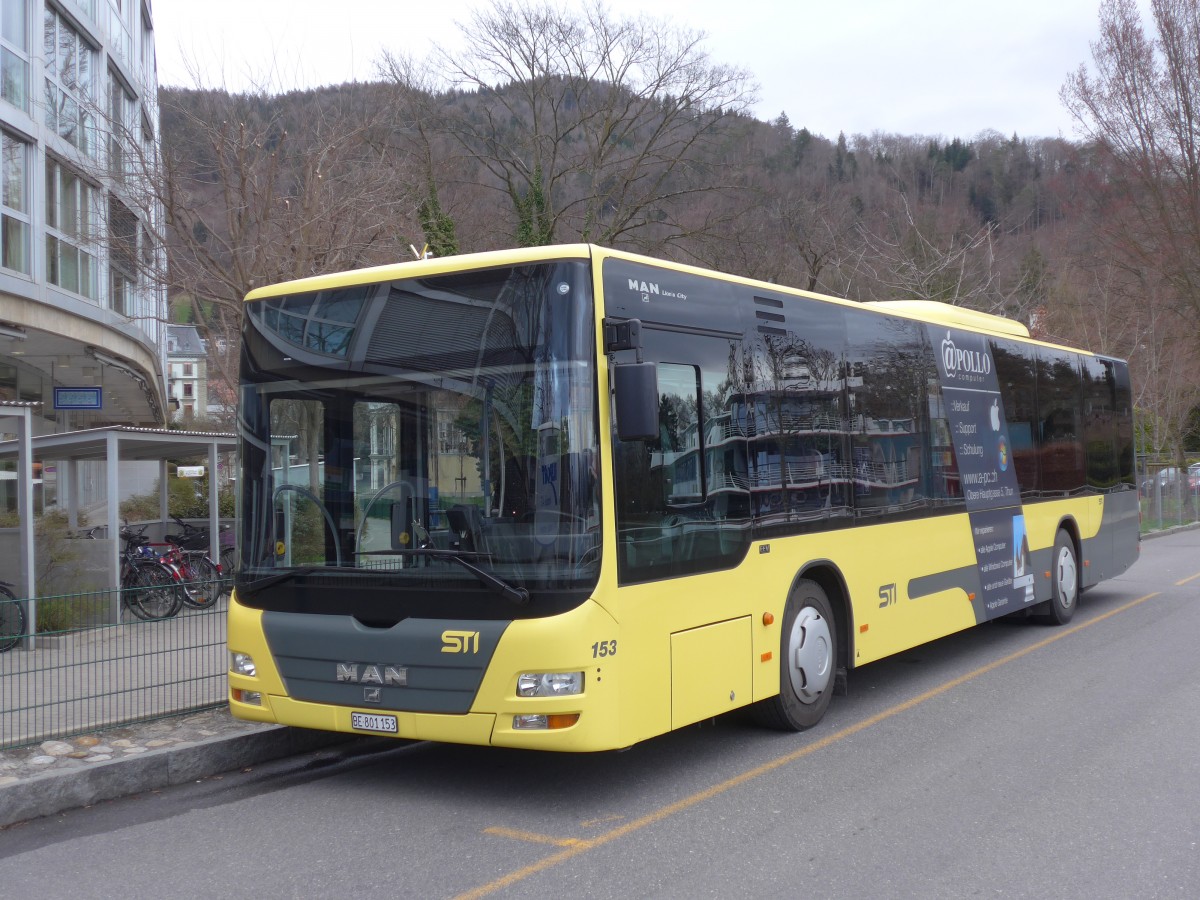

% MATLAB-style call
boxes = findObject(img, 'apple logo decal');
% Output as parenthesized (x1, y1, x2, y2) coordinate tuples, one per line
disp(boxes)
(990, 398, 1001, 432)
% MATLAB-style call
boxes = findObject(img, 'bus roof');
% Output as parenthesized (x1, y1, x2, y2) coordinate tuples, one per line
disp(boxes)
(242, 245, 594, 302)
(244, 243, 1042, 346)
(861, 299, 1030, 339)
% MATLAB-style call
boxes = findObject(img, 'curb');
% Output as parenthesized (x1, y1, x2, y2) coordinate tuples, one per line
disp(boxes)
(1141, 522, 1200, 540)
(0, 725, 353, 828)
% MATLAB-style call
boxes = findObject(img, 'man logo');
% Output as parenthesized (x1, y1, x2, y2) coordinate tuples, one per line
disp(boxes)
(363, 687, 382, 704)
(336, 663, 407, 686)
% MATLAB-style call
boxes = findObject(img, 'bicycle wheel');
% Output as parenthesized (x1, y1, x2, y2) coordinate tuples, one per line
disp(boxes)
(0, 584, 25, 652)
(124, 562, 183, 620)
(219, 546, 236, 596)
(175, 554, 207, 607)
(179, 554, 221, 609)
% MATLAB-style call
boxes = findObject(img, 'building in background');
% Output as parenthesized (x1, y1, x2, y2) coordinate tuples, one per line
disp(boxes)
(165, 323, 206, 421)
(0, 0, 165, 512)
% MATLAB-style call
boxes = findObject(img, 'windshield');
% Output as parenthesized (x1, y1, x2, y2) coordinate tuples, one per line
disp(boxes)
(236, 260, 600, 620)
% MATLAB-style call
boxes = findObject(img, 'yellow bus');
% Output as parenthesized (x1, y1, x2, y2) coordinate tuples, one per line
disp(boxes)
(228, 244, 1139, 750)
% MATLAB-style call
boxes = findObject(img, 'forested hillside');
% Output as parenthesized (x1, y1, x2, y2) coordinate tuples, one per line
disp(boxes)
(155, 0, 1200, 460)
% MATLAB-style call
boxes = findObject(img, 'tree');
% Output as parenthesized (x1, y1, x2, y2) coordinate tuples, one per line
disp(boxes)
(1060, 0, 1200, 468)
(1061, 0, 1200, 323)
(119, 85, 422, 409)
(855, 189, 1021, 313)
(379, 0, 757, 251)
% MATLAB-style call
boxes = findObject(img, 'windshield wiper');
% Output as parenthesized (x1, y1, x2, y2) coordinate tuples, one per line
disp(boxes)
(237, 565, 355, 593)
(360, 548, 531, 606)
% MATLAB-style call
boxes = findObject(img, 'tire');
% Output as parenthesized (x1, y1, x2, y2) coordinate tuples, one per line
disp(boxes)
(752, 579, 838, 731)
(124, 562, 183, 620)
(179, 554, 221, 609)
(1034, 530, 1078, 625)
(219, 546, 237, 598)
(0, 585, 24, 652)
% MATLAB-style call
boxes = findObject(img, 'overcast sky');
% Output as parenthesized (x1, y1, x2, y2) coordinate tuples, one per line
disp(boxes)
(152, 0, 1142, 142)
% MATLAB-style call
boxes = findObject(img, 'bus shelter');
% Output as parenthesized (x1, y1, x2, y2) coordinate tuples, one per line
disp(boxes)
(0, 425, 236, 634)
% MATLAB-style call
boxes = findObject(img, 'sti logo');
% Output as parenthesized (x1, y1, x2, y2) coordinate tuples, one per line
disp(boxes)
(442, 630, 481, 654)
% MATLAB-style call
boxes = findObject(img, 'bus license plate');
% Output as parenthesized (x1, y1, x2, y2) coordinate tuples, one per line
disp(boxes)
(351, 712, 398, 733)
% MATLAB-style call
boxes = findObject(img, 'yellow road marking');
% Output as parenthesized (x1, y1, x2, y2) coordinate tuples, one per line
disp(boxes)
(457, 591, 1160, 900)
(1175, 572, 1200, 586)
(483, 827, 582, 847)
(579, 814, 625, 828)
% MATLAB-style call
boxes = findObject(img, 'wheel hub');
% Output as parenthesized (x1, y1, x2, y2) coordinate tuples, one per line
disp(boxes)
(1056, 546, 1078, 609)
(787, 606, 832, 704)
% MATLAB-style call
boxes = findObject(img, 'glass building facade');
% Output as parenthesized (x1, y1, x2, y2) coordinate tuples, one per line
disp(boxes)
(0, 0, 165, 432)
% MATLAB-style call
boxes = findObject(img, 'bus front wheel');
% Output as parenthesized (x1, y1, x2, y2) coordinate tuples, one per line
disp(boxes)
(753, 579, 837, 731)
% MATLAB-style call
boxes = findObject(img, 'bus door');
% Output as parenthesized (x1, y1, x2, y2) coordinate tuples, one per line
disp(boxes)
(612, 328, 752, 584)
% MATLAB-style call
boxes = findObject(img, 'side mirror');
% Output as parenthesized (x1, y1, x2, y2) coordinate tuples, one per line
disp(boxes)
(613, 362, 659, 442)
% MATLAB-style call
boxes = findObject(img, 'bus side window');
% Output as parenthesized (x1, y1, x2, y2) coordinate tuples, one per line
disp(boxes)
(613, 340, 752, 584)
(615, 363, 701, 577)
(1036, 348, 1086, 494)
(991, 338, 1039, 496)
(843, 311, 934, 518)
(1082, 356, 1119, 491)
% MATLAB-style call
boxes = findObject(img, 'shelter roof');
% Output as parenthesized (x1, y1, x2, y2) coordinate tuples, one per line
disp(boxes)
(0, 425, 235, 461)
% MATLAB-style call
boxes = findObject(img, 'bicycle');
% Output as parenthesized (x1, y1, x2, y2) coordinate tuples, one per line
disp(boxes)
(119, 525, 184, 620)
(0, 580, 24, 652)
(164, 516, 225, 609)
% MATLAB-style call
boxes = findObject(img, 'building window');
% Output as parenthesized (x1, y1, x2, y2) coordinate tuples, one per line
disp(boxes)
(108, 72, 135, 180)
(109, 195, 136, 313)
(183, 362, 193, 376)
(59, 2, 99, 21)
(44, 6, 97, 155)
(106, 0, 131, 70)
(139, 6, 154, 88)
(182, 382, 193, 398)
(1, 129, 28, 273)
(45, 157, 99, 298)
(1, 0, 29, 112)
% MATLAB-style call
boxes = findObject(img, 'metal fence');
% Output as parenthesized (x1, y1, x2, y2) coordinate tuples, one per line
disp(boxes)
(4, 469, 1198, 751)
(1, 586, 228, 750)
(1138, 459, 1200, 532)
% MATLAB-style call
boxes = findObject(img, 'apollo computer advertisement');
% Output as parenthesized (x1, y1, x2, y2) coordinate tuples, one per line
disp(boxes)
(931, 327, 1036, 618)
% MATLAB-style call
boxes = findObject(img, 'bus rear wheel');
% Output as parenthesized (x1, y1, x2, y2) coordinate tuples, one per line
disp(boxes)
(753, 579, 837, 731)
(1034, 530, 1078, 625)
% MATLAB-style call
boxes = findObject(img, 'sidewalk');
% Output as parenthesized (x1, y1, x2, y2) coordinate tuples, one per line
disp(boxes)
(0, 707, 358, 828)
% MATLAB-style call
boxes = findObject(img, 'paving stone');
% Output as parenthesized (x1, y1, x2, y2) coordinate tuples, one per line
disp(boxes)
(2, 709, 269, 784)
(0, 708, 357, 828)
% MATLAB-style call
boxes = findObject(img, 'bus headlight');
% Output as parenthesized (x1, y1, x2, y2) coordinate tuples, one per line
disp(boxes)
(517, 671, 583, 697)
(230, 651, 257, 677)
(513, 713, 580, 730)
